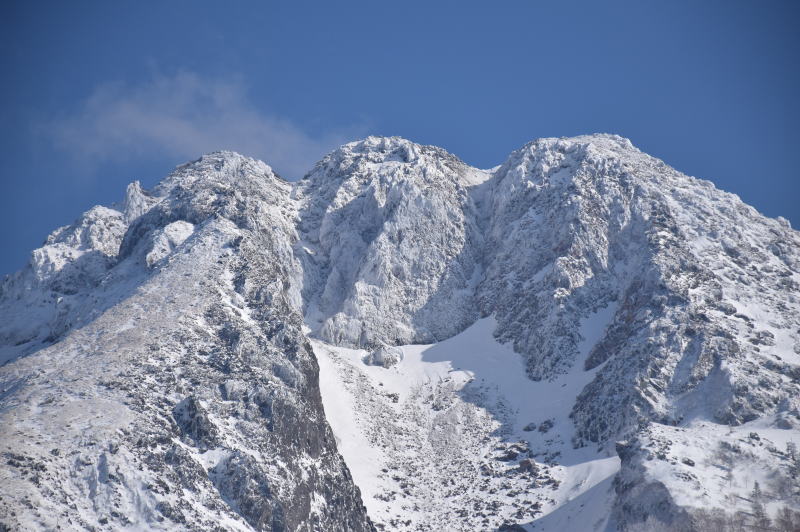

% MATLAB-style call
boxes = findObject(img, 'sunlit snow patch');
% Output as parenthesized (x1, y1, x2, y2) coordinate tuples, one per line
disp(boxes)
(316, 310, 620, 531)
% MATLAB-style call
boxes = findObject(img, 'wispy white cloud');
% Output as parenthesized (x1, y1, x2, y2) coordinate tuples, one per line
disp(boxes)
(48, 71, 366, 179)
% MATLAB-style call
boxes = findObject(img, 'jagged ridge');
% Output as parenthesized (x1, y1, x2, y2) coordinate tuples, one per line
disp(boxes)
(1, 135, 799, 531)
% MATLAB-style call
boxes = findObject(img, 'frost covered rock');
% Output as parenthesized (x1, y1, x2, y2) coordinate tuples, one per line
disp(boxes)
(295, 136, 487, 348)
(0, 152, 373, 532)
(0, 204, 128, 363)
(122, 180, 157, 223)
(362, 345, 403, 368)
(1, 135, 799, 531)
(145, 220, 195, 267)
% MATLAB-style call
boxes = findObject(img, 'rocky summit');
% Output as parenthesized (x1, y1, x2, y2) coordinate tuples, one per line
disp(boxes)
(1, 135, 799, 531)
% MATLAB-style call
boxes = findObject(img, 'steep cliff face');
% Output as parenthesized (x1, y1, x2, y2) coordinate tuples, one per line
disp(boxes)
(1, 136, 799, 531)
(291, 135, 800, 530)
(0, 152, 373, 532)
(294, 136, 488, 348)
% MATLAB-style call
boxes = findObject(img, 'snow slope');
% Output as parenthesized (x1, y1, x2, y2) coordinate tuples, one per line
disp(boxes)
(316, 315, 621, 531)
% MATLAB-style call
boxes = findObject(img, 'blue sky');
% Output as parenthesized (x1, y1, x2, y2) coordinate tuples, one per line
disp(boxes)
(1, 1, 798, 275)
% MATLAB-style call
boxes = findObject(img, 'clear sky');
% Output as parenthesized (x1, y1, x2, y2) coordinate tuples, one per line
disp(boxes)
(1, 1, 798, 275)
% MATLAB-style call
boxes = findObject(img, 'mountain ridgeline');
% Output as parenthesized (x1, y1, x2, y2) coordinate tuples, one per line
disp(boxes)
(1, 135, 799, 531)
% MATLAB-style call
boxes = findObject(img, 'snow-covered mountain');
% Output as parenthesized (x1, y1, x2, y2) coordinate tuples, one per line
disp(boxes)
(1, 135, 799, 531)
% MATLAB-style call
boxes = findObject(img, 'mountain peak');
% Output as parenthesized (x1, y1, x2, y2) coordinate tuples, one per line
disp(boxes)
(2, 135, 799, 531)
(508, 133, 640, 166)
(317, 135, 460, 168)
(153, 150, 282, 199)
